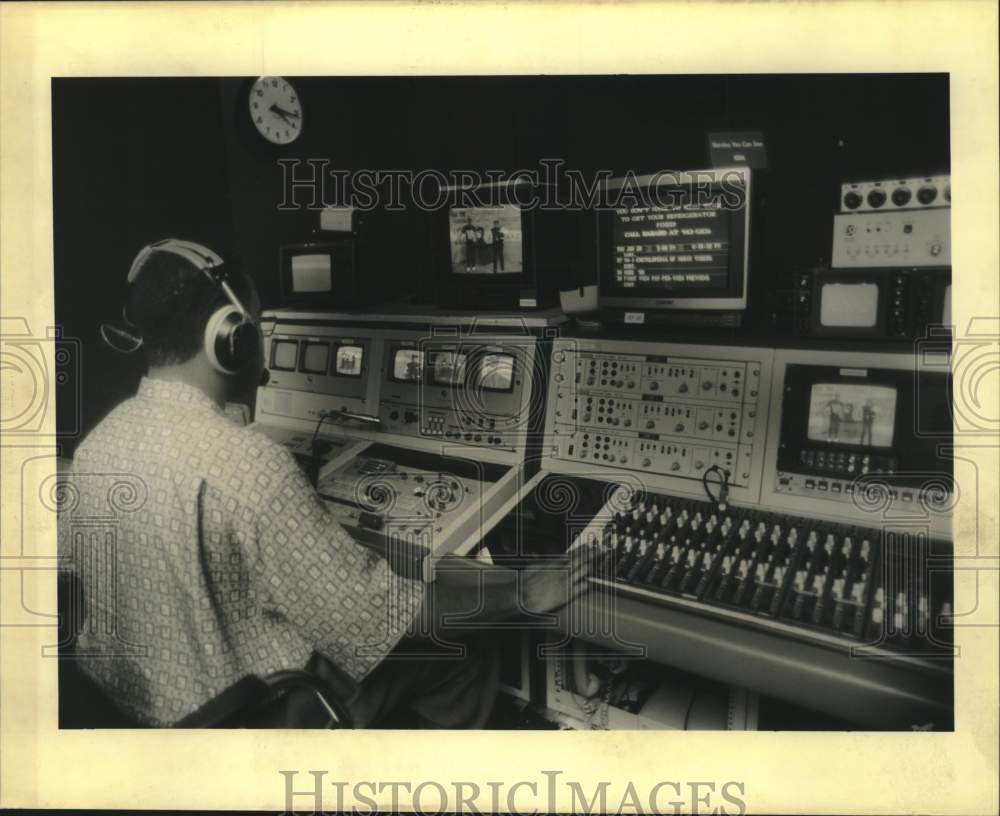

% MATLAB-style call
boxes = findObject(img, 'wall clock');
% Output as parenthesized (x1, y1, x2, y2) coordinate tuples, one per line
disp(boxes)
(248, 76, 302, 145)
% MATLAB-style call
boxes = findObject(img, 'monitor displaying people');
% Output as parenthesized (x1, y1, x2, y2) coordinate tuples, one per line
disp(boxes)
(807, 383, 896, 448)
(448, 205, 523, 275)
(392, 348, 425, 382)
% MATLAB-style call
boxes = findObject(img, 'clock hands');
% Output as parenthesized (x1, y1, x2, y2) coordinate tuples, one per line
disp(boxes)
(269, 104, 301, 125)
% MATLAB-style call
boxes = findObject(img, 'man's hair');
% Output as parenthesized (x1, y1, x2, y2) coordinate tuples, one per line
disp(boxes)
(126, 250, 254, 367)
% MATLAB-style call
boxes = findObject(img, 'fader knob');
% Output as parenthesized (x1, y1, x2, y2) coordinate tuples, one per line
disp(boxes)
(867, 189, 886, 208)
(843, 191, 863, 210)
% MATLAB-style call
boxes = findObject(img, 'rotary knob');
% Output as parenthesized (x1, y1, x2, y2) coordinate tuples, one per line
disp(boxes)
(843, 191, 862, 210)
(944, 184, 951, 203)
(891, 187, 912, 207)
(917, 185, 938, 205)
(866, 189, 886, 208)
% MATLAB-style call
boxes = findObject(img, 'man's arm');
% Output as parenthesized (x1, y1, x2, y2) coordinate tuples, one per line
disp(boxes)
(418, 546, 604, 632)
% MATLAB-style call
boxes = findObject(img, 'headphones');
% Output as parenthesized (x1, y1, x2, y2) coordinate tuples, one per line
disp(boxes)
(102, 238, 258, 376)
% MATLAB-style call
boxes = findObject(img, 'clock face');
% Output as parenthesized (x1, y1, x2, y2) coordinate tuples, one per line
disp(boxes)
(248, 76, 302, 145)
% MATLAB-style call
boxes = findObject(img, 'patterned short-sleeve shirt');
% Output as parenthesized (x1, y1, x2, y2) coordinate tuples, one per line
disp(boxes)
(62, 377, 424, 726)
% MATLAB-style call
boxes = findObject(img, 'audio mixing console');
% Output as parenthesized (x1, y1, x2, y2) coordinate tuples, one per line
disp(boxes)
(498, 337, 957, 727)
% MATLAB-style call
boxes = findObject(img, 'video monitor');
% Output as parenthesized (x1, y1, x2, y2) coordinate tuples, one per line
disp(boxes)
(476, 353, 515, 392)
(290, 253, 333, 294)
(270, 339, 298, 371)
(334, 344, 363, 377)
(449, 205, 523, 275)
(806, 383, 897, 448)
(429, 350, 468, 386)
(598, 167, 751, 312)
(300, 341, 330, 374)
(819, 282, 880, 328)
(391, 349, 425, 383)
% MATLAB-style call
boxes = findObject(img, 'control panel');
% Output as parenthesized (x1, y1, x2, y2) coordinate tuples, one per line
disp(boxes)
(544, 339, 773, 503)
(256, 314, 379, 438)
(762, 348, 953, 538)
(377, 332, 540, 460)
(831, 208, 951, 268)
(840, 174, 950, 213)
(316, 447, 492, 564)
(503, 337, 954, 725)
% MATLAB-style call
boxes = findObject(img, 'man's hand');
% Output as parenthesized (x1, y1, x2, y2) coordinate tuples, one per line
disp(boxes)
(519, 545, 608, 616)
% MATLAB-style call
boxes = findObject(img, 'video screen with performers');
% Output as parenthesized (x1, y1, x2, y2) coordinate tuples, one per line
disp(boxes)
(392, 349, 425, 382)
(334, 344, 363, 377)
(429, 350, 468, 386)
(806, 383, 897, 448)
(476, 353, 515, 392)
(449, 205, 523, 275)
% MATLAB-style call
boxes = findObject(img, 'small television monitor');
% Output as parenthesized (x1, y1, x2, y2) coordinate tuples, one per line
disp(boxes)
(428, 349, 469, 387)
(806, 382, 897, 449)
(279, 240, 357, 307)
(597, 167, 751, 314)
(334, 344, 364, 377)
(270, 338, 299, 371)
(390, 348, 425, 383)
(475, 352, 516, 393)
(432, 180, 567, 310)
(809, 269, 889, 337)
(776, 362, 951, 486)
(299, 340, 331, 375)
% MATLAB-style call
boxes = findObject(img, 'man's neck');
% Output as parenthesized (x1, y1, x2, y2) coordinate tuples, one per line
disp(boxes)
(148, 359, 227, 408)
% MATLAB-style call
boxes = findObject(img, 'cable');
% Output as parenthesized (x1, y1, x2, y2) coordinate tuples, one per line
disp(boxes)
(682, 689, 698, 730)
(307, 411, 333, 487)
(702, 464, 730, 511)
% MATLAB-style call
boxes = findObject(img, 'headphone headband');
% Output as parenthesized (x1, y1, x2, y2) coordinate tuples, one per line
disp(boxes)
(104, 238, 257, 376)
(126, 238, 225, 284)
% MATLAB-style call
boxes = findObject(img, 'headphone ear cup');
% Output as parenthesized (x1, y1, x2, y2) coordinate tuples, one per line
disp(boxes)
(230, 320, 259, 370)
(204, 305, 244, 375)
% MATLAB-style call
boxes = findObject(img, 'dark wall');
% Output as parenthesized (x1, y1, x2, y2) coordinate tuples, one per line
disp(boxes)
(53, 78, 235, 448)
(53, 74, 950, 449)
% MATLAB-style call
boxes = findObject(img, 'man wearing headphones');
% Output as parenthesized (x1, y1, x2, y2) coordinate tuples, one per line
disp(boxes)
(66, 239, 596, 728)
